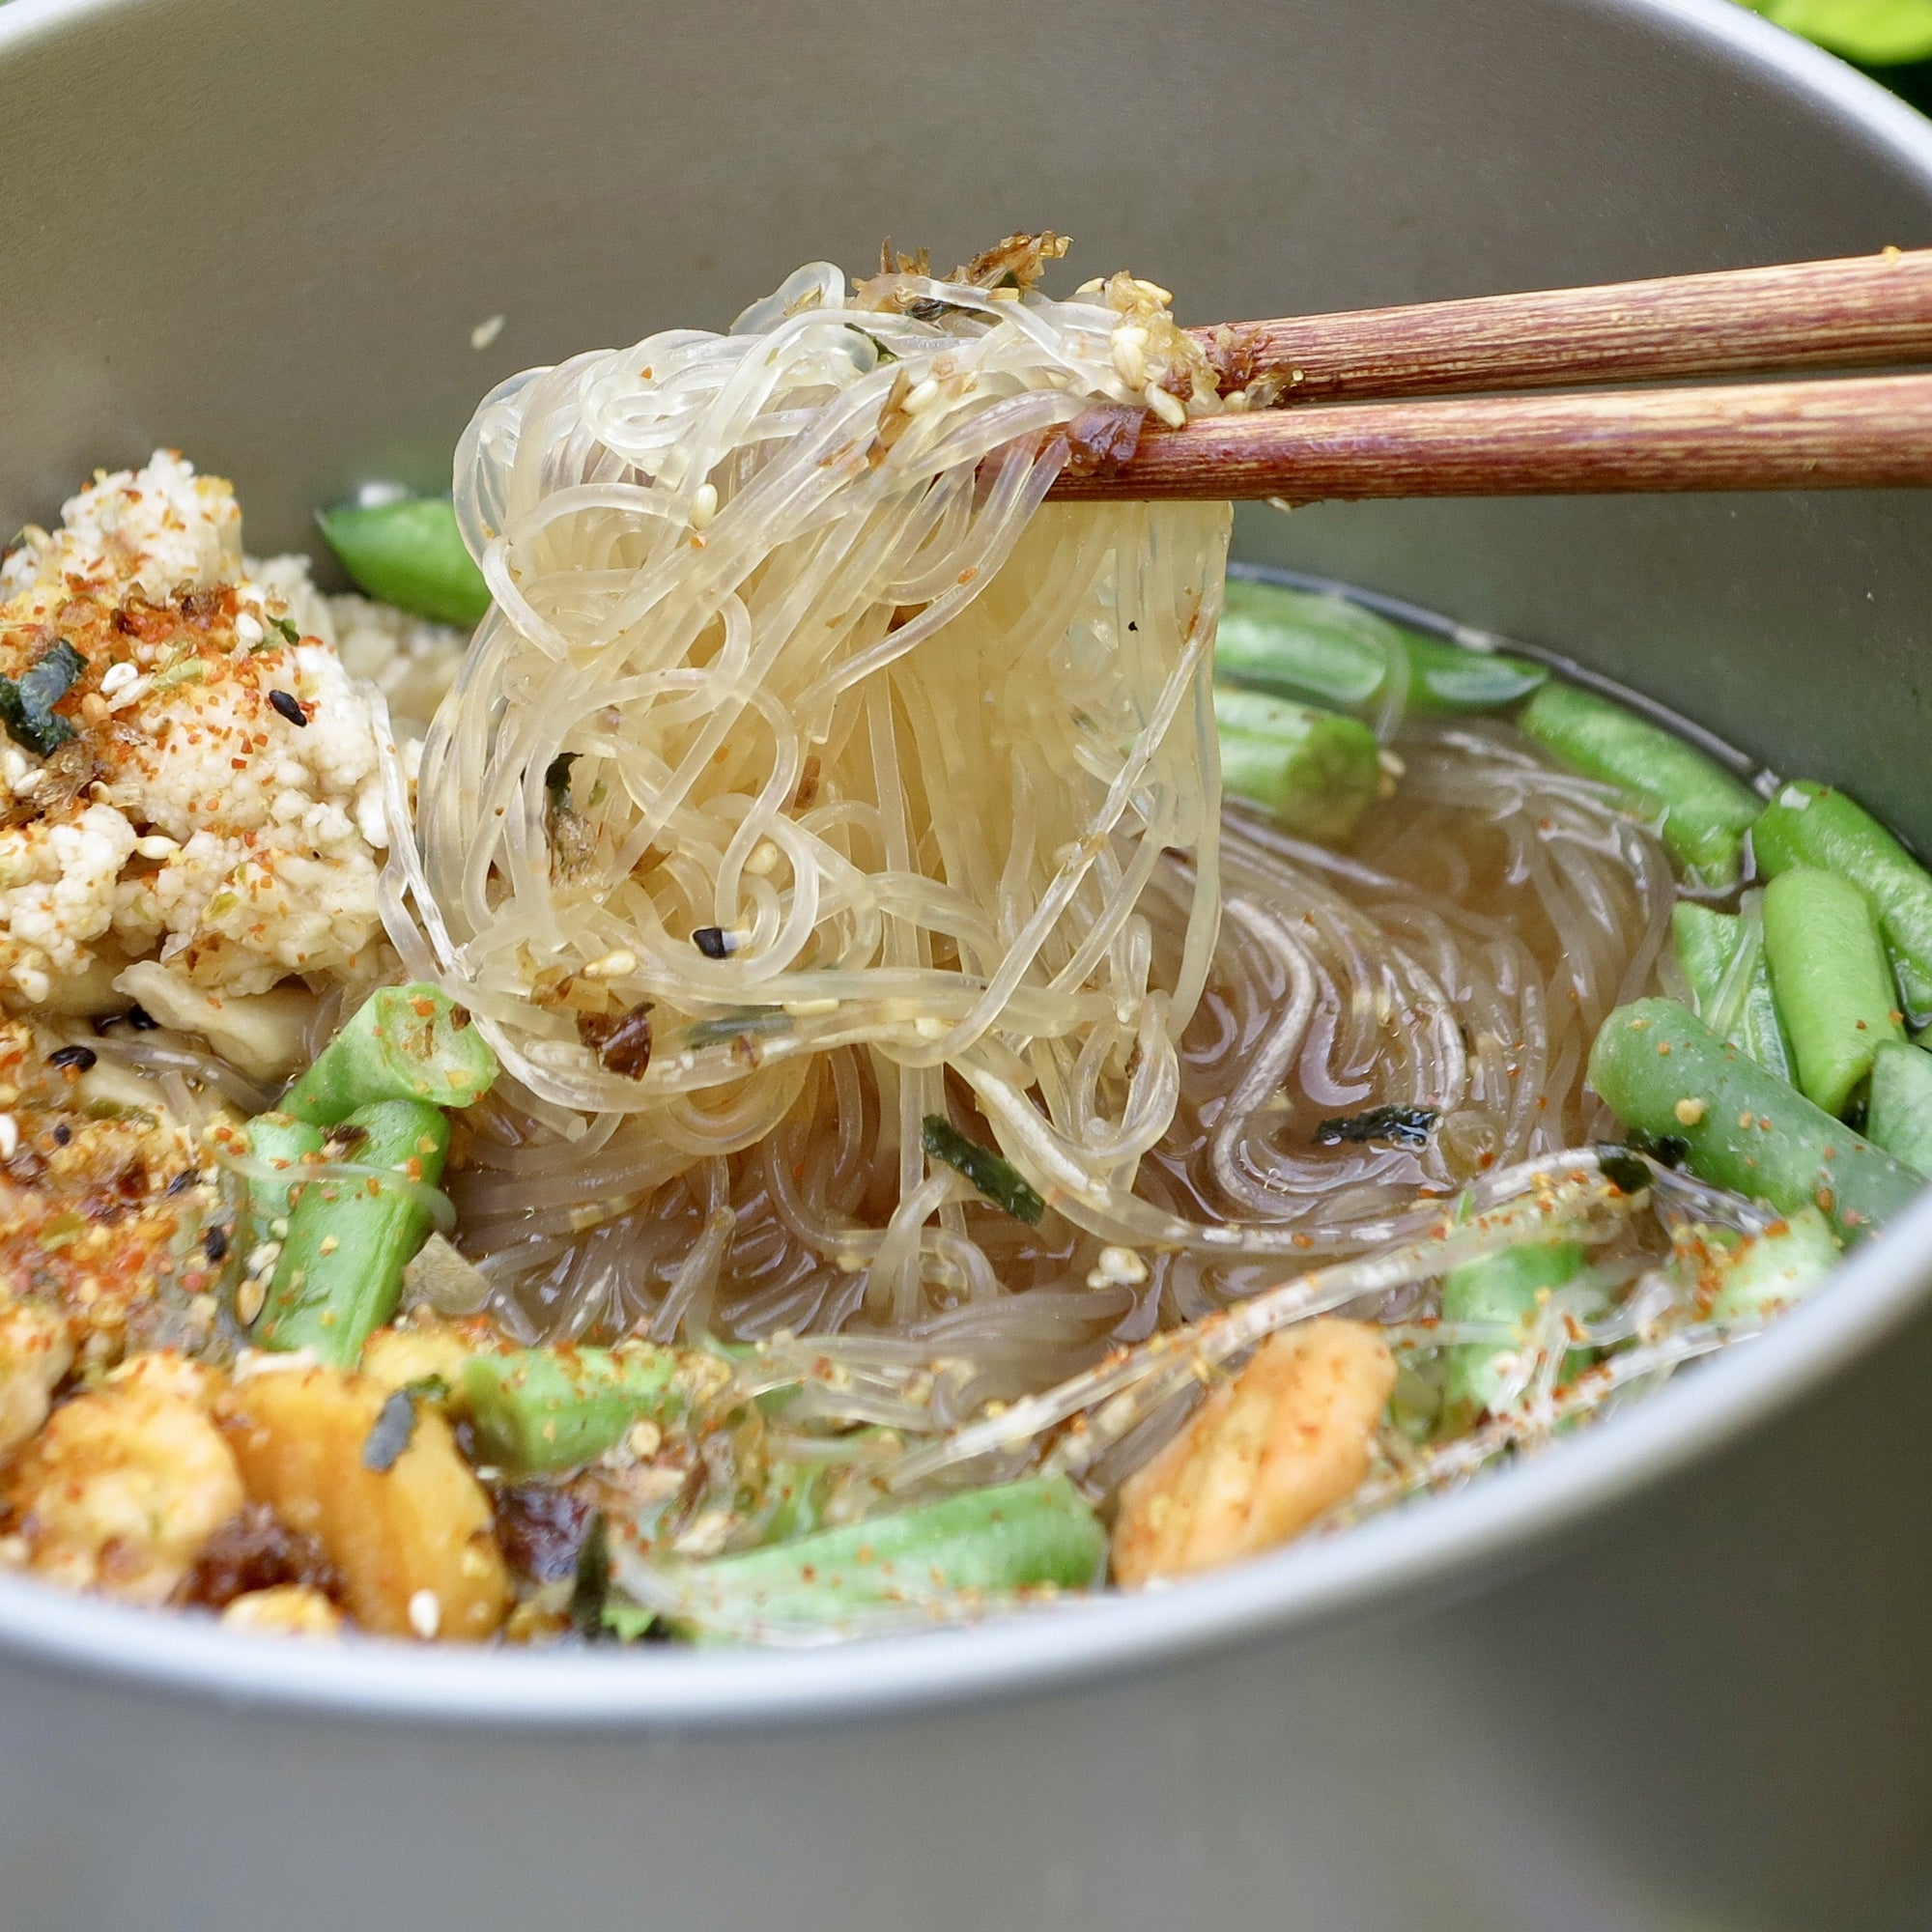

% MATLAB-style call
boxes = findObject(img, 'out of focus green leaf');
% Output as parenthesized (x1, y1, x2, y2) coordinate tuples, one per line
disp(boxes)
(1742, 0, 1932, 66)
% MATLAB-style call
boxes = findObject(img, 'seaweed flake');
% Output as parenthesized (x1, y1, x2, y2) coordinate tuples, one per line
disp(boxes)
(1312, 1104, 1438, 1151)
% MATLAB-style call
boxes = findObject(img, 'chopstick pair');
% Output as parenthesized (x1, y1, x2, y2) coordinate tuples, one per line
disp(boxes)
(1045, 246, 1932, 501)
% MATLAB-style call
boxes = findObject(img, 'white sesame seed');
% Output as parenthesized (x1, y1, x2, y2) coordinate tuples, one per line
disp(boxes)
(408, 1589, 441, 1639)
(99, 661, 139, 696)
(690, 483, 719, 530)
(582, 949, 639, 980)
(134, 835, 179, 861)
(1146, 384, 1188, 429)
(744, 840, 781, 877)
(903, 378, 941, 414)
(626, 1420, 662, 1460)
(1110, 327, 1149, 387)
(235, 1277, 267, 1326)
(233, 612, 265, 648)
(470, 314, 505, 351)
(0, 1115, 16, 1160)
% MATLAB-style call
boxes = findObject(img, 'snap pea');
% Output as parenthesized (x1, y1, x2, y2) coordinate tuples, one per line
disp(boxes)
(1865, 1040, 1932, 1176)
(1438, 1239, 1590, 1429)
(1761, 867, 1904, 1117)
(1751, 780, 1932, 1017)
(1586, 999, 1919, 1241)
(254, 1098, 449, 1366)
(1705, 1205, 1840, 1323)
(651, 1474, 1106, 1640)
(280, 982, 497, 1128)
(1215, 580, 1545, 714)
(1214, 688, 1383, 841)
(462, 1345, 689, 1474)
(1671, 899, 1792, 1083)
(317, 497, 491, 628)
(1518, 681, 1762, 890)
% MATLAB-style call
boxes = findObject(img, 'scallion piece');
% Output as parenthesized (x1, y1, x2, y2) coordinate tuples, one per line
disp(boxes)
(922, 1115, 1044, 1224)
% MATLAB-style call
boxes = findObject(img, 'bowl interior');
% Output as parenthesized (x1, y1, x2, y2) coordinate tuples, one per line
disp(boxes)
(0, 0, 1931, 1719)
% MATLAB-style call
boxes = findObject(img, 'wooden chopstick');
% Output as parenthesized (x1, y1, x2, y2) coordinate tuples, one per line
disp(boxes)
(1188, 247, 1932, 403)
(1047, 371, 1932, 502)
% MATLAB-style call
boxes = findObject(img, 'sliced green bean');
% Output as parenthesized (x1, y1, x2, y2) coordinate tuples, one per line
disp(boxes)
(1706, 1205, 1840, 1323)
(1672, 898, 1792, 1083)
(1439, 1239, 1590, 1429)
(1865, 1040, 1932, 1175)
(240, 1110, 326, 1234)
(1587, 999, 1919, 1241)
(254, 1099, 449, 1366)
(1761, 868, 1903, 1117)
(1751, 780, 1932, 1016)
(1215, 581, 1545, 715)
(1214, 688, 1382, 841)
(656, 1475, 1106, 1640)
(317, 497, 491, 628)
(280, 982, 497, 1128)
(462, 1345, 689, 1474)
(1519, 681, 1762, 890)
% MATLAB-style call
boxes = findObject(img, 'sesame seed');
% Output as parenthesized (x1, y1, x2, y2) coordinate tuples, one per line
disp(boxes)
(235, 1277, 267, 1325)
(269, 690, 307, 727)
(0, 1115, 16, 1160)
(99, 661, 138, 696)
(582, 949, 639, 980)
(1673, 1096, 1706, 1126)
(408, 1590, 441, 1639)
(46, 1044, 97, 1072)
(690, 483, 719, 529)
(692, 926, 733, 959)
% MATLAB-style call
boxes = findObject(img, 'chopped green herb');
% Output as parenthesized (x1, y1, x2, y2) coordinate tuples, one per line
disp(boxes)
(1624, 1124, 1690, 1170)
(1594, 1145, 1656, 1197)
(358, 1375, 449, 1473)
(922, 1114, 1045, 1225)
(570, 1510, 611, 1640)
(271, 615, 301, 646)
(1312, 1103, 1438, 1150)
(682, 1007, 793, 1051)
(0, 640, 84, 756)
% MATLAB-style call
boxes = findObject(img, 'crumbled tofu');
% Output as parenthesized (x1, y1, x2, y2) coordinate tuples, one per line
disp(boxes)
(0, 452, 467, 1009)
(0, 1297, 74, 1458)
(7, 1351, 242, 1605)
(220, 1583, 343, 1638)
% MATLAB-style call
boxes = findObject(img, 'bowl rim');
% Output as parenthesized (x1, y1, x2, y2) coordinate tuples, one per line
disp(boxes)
(2, 0, 1931, 1735)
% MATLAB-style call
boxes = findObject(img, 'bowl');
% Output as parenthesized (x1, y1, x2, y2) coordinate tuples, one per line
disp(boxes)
(1, 0, 1931, 1925)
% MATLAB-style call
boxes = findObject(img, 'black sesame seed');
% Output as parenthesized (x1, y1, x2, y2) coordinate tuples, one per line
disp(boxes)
(692, 926, 731, 959)
(167, 1170, 197, 1196)
(269, 689, 307, 727)
(203, 1225, 230, 1264)
(51, 1123, 71, 1146)
(46, 1044, 97, 1072)
(126, 1004, 158, 1031)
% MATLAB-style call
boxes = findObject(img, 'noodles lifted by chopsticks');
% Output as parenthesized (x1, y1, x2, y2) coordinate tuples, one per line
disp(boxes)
(384, 242, 1236, 1301)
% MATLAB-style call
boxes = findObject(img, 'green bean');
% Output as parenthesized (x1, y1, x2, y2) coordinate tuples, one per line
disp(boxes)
(317, 497, 491, 628)
(1586, 999, 1919, 1240)
(1215, 580, 1545, 714)
(1672, 898, 1792, 1083)
(1519, 681, 1762, 890)
(1751, 780, 1932, 1016)
(1865, 1040, 1932, 1175)
(1439, 1239, 1590, 1429)
(655, 1475, 1107, 1640)
(1214, 688, 1382, 841)
(1761, 867, 1904, 1117)
(462, 1345, 689, 1474)
(240, 1110, 326, 1235)
(1706, 1205, 1840, 1323)
(254, 1099, 449, 1366)
(280, 982, 497, 1128)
